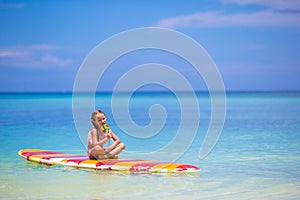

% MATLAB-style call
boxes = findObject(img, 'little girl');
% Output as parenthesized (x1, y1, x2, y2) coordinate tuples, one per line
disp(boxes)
(87, 110, 125, 159)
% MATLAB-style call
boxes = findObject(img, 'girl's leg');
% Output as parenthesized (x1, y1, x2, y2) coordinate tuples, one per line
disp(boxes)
(105, 143, 125, 158)
(90, 145, 106, 159)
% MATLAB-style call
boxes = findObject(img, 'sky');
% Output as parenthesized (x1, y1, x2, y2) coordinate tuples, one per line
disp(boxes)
(0, 0, 299, 92)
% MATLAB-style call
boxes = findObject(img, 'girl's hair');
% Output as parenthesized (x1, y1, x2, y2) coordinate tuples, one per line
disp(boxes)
(90, 110, 105, 128)
(97, 110, 105, 114)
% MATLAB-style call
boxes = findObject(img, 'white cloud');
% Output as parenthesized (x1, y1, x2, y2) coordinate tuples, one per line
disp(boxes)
(156, 11, 300, 28)
(221, 0, 300, 10)
(156, 0, 300, 29)
(41, 55, 72, 67)
(0, 50, 28, 57)
(0, 45, 72, 68)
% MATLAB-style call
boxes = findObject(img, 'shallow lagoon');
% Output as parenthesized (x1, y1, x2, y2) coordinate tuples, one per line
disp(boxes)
(1, 92, 299, 199)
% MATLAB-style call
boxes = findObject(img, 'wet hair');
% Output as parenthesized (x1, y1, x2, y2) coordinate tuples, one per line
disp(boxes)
(90, 110, 105, 128)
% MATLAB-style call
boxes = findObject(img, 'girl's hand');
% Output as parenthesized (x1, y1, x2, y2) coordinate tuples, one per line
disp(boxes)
(101, 124, 110, 134)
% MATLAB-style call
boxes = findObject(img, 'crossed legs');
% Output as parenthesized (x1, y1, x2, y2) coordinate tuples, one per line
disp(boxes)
(89, 143, 126, 159)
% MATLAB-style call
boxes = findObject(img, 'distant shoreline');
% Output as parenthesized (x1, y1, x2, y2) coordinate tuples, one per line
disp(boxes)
(0, 90, 300, 95)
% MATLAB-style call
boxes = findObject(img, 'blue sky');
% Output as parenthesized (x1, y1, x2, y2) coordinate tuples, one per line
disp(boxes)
(0, 0, 299, 92)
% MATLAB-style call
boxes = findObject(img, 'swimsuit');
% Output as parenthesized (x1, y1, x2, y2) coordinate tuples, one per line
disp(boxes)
(87, 130, 107, 159)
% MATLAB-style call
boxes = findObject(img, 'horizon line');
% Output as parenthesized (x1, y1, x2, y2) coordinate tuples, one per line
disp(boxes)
(0, 90, 300, 94)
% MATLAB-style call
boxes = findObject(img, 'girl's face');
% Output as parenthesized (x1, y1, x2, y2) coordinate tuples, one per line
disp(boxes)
(97, 113, 106, 126)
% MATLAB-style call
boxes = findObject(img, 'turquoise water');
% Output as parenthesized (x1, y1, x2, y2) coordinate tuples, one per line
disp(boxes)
(0, 92, 299, 199)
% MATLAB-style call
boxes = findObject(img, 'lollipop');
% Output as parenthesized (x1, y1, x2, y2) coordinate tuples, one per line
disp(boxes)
(101, 124, 110, 133)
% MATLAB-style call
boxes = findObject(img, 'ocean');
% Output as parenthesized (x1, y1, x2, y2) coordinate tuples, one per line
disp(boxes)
(0, 92, 299, 199)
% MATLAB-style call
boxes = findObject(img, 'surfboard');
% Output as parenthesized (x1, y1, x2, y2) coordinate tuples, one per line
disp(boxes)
(18, 149, 200, 173)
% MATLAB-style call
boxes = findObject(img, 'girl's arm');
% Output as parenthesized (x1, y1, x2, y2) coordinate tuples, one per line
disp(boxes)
(107, 130, 121, 148)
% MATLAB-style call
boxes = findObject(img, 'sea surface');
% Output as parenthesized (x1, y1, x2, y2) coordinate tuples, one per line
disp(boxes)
(0, 92, 299, 200)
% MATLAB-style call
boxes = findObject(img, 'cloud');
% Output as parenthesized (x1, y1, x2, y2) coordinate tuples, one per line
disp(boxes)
(0, 45, 73, 68)
(155, 10, 300, 28)
(41, 55, 72, 67)
(221, 0, 300, 11)
(0, 50, 28, 57)
(156, 0, 300, 29)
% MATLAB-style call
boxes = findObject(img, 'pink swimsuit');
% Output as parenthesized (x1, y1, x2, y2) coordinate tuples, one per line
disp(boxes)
(87, 130, 106, 159)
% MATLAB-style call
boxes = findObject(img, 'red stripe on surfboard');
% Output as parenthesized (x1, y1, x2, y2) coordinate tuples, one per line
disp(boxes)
(175, 164, 200, 172)
(42, 155, 88, 160)
(130, 162, 168, 172)
(65, 159, 90, 164)
(21, 151, 62, 159)
(62, 159, 146, 167)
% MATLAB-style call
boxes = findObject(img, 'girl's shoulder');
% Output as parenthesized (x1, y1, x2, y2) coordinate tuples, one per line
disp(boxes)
(89, 128, 98, 135)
